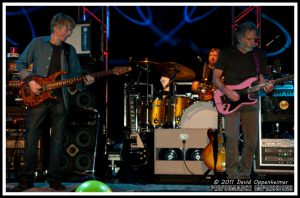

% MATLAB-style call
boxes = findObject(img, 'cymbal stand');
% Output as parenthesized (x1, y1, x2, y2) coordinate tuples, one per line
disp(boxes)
(144, 63, 151, 132)
(170, 72, 177, 129)
(134, 63, 151, 132)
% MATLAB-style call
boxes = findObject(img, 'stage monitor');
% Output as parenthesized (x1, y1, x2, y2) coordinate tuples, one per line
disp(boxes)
(65, 23, 91, 55)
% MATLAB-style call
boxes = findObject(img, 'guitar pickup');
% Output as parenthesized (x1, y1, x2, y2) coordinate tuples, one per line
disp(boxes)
(221, 95, 228, 103)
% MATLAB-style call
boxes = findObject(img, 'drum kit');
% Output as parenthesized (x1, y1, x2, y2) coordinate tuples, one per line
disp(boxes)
(124, 58, 218, 133)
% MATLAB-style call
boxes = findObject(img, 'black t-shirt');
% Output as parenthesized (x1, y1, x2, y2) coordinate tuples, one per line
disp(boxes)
(215, 46, 267, 85)
(48, 43, 62, 97)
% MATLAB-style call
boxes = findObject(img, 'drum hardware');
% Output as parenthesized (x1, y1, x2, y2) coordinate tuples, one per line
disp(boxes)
(155, 62, 196, 129)
(124, 58, 159, 132)
(132, 58, 157, 132)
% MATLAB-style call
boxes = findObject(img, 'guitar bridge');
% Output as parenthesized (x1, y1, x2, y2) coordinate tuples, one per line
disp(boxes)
(130, 137, 138, 145)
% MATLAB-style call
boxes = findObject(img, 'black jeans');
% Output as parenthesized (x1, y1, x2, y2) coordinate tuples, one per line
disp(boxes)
(21, 98, 67, 183)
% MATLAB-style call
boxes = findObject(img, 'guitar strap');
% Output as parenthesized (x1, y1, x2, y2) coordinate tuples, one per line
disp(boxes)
(213, 130, 218, 174)
(252, 49, 261, 80)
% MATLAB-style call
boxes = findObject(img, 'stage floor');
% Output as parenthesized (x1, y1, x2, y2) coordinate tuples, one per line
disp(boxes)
(5, 173, 295, 194)
(6, 182, 211, 193)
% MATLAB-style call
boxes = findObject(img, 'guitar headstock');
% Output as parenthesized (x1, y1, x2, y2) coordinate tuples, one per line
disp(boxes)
(273, 74, 294, 85)
(112, 67, 132, 75)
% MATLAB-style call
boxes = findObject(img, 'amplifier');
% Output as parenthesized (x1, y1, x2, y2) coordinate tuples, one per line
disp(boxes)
(261, 96, 294, 122)
(260, 139, 294, 165)
(154, 128, 212, 175)
(262, 148, 294, 165)
(6, 128, 25, 137)
(6, 137, 41, 148)
(6, 138, 42, 172)
(255, 97, 294, 174)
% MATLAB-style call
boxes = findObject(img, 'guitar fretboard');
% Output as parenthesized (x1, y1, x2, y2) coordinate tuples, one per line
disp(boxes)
(129, 94, 139, 133)
(45, 70, 114, 91)
(217, 114, 224, 145)
(236, 75, 294, 96)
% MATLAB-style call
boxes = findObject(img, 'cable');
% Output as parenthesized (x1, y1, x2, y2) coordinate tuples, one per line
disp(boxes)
(182, 140, 195, 175)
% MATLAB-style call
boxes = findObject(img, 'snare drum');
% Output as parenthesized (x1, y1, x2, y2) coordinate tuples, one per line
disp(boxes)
(180, 101, 218, 129)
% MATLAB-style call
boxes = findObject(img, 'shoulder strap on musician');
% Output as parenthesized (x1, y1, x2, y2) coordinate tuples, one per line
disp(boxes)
(252, 49, 261, 79)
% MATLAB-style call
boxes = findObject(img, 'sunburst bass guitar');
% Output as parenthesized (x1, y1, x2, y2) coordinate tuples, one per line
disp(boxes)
(17, 66, 132, 108)
(214, 74, 294, 115)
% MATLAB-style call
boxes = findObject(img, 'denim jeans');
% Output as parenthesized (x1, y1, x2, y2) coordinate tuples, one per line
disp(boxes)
(224, 102, 259, 179)
(21, 98, 67, 183)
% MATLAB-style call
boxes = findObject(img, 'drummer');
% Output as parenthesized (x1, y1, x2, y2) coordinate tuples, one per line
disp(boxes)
(191, 48, 220, 101)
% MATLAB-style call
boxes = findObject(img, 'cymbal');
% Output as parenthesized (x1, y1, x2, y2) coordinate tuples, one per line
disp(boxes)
(155, 62, 195, 81)
(131, 59, 159, 66)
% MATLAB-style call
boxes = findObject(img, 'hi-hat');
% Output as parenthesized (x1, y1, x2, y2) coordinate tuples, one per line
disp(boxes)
(155, 62, 195, 81)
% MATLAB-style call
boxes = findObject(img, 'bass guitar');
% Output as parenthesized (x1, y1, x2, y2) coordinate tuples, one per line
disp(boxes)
(214, 74, 294, 115)
(17, 66, 131, 108)
(202, 114, 226, 172)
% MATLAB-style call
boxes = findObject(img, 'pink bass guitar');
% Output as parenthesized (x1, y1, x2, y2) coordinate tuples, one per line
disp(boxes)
(214, 74, 293, 115)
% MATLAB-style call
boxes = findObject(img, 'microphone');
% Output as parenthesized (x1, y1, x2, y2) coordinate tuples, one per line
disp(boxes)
(197, 56, 202, 63)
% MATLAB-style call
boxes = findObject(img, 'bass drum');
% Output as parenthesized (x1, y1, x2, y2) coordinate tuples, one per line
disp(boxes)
(180, 101, 218, 129)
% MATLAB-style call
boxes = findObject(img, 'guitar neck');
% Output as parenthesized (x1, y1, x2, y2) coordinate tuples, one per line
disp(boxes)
(217, 113, 225, 145)
(241, 75, 294, 95)
(45, 70, 113, 91)
(129, 95, 138, 133)
(217, 114, 223, 134)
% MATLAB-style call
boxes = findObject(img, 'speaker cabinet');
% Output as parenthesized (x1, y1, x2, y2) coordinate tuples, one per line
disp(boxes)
(154, 128, 211, 175)
(254, 96, 294, 174)
(61, 124, 96, 176)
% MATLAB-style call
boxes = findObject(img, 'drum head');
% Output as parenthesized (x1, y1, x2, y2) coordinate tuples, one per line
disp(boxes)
(180, 101, 218, 129)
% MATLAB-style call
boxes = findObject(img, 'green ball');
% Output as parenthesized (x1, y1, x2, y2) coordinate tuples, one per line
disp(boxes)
(75, 180, 112, 192)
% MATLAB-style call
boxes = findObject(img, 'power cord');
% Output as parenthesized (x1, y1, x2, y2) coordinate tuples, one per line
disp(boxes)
(181, 138, 195, 175)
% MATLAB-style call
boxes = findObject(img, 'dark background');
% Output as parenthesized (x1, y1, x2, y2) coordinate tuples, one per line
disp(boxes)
(5, 4, 295, 143)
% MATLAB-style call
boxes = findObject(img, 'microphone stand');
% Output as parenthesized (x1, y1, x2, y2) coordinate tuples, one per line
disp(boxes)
(83, 107, 101, 180)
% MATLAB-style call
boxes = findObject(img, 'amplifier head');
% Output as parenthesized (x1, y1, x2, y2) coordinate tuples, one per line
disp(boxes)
(261, 96, 294, 122)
